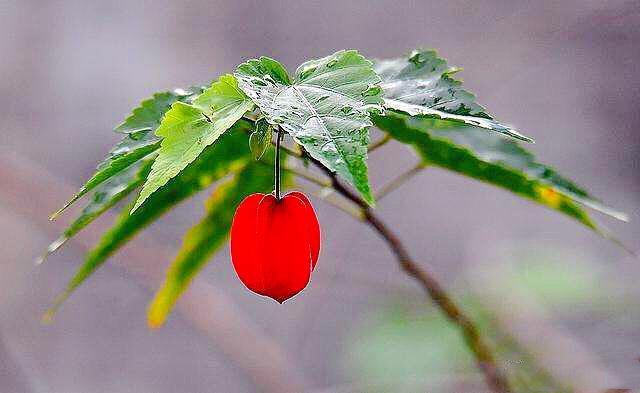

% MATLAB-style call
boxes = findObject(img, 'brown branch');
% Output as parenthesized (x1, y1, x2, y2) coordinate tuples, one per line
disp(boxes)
(300, 150, 512, 393)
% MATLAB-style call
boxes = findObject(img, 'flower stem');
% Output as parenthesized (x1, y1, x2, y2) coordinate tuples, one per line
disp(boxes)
(274, 127, 283, 200)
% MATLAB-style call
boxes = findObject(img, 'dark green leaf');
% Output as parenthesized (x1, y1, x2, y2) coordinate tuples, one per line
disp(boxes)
(375, 50, 533, 142)
(132, 75, 253, 213)
(43, 125, 254, 321)
(38, 158, 153, 265)
(235, 50, 383, 205)
(249, 117, 273, 160)
(51, 87, 202, 219)
(147, 153, 289, 327)
(374, 112, 627, 236)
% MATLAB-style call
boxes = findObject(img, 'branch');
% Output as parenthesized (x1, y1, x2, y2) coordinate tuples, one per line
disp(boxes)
(300, 151, 512, 393)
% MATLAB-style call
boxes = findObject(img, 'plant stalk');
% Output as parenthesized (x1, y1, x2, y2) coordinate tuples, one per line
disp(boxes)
(300, 150, 511, 393)
(274, 127, 283, 200)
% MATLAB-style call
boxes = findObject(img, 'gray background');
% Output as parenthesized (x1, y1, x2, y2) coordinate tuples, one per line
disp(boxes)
(1, 0, 639, 392)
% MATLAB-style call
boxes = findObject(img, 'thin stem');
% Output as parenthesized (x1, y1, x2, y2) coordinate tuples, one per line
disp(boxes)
(375, 163, 427, 201)
(298, 150, 511, 393)
(300, 185, 364, 221)
(284, 167, 331, 188)
(257, 159, 331, 189)
(274, 127, 283, 200)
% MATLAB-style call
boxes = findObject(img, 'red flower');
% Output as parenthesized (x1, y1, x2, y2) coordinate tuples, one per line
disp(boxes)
(230, 191, 320, 303)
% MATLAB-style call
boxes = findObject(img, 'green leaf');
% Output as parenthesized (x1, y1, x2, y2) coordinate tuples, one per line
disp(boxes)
(115, 87, 204, 134)
(131, 75, 254, 213)
(147, 153, 289, 327)
(374, 112, 627, 236)
(43, 126, 254, 322)
(50, 87, 202, 219)
(38, 158, 153, 265)
(375, 49, 533, 143)
(249, 117, 273, 160)
(235, 50, 383, 205)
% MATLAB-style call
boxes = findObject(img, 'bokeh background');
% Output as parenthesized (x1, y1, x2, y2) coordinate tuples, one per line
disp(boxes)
(1, 1, 639, 392)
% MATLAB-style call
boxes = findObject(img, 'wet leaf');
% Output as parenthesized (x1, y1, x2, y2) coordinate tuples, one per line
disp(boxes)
(44, 126, 253, 321)
(374, 113, 627, 237)
(235, 50, 383, 205)
(50, 87, 202, 219)
(132, 75, 253, 213)
(375, 49, 533, 142)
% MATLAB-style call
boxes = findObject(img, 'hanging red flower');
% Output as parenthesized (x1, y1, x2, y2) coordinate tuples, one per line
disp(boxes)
(230, 191, 320, 303)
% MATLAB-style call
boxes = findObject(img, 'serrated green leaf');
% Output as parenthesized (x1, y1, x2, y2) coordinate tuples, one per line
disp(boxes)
(43, 126, 253, 322)
(249, 117, 273, 160)
(131, 75, 253, 213)
(38, 158, 154, 265)
(115, 87, 203, 134)
(375, 49, 533, 143)
(374, 112, 627, 236)
(147, 153, 289, 327)
(51, 88, 203, 220)
(235, 50, 383, 205)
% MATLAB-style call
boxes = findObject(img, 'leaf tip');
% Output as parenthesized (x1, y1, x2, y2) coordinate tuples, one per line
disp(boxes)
(40, 311, 55, 326)
(49, 207, 66, 221)
(362, 190, 376, 207)
(511, 130, 534, 143)
(50, 192, 86, 220)
(147, 298, 169, 329)
(129, 197, 145, 215)
(38, 236, 68, 265)
(41, 291, 69, 325)
(147, 312, 166, 329)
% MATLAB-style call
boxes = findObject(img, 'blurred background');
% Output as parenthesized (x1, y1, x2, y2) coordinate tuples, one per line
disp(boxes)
(1, 0, 639, 392)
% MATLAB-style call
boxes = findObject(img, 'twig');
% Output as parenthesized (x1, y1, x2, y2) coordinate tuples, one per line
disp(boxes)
(301, 186, 364, 221)
(375, 163, 427, 201)
(299, 151, 512, 393)
(256, 157, 332, 189)
(284, 166, 331, 189)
